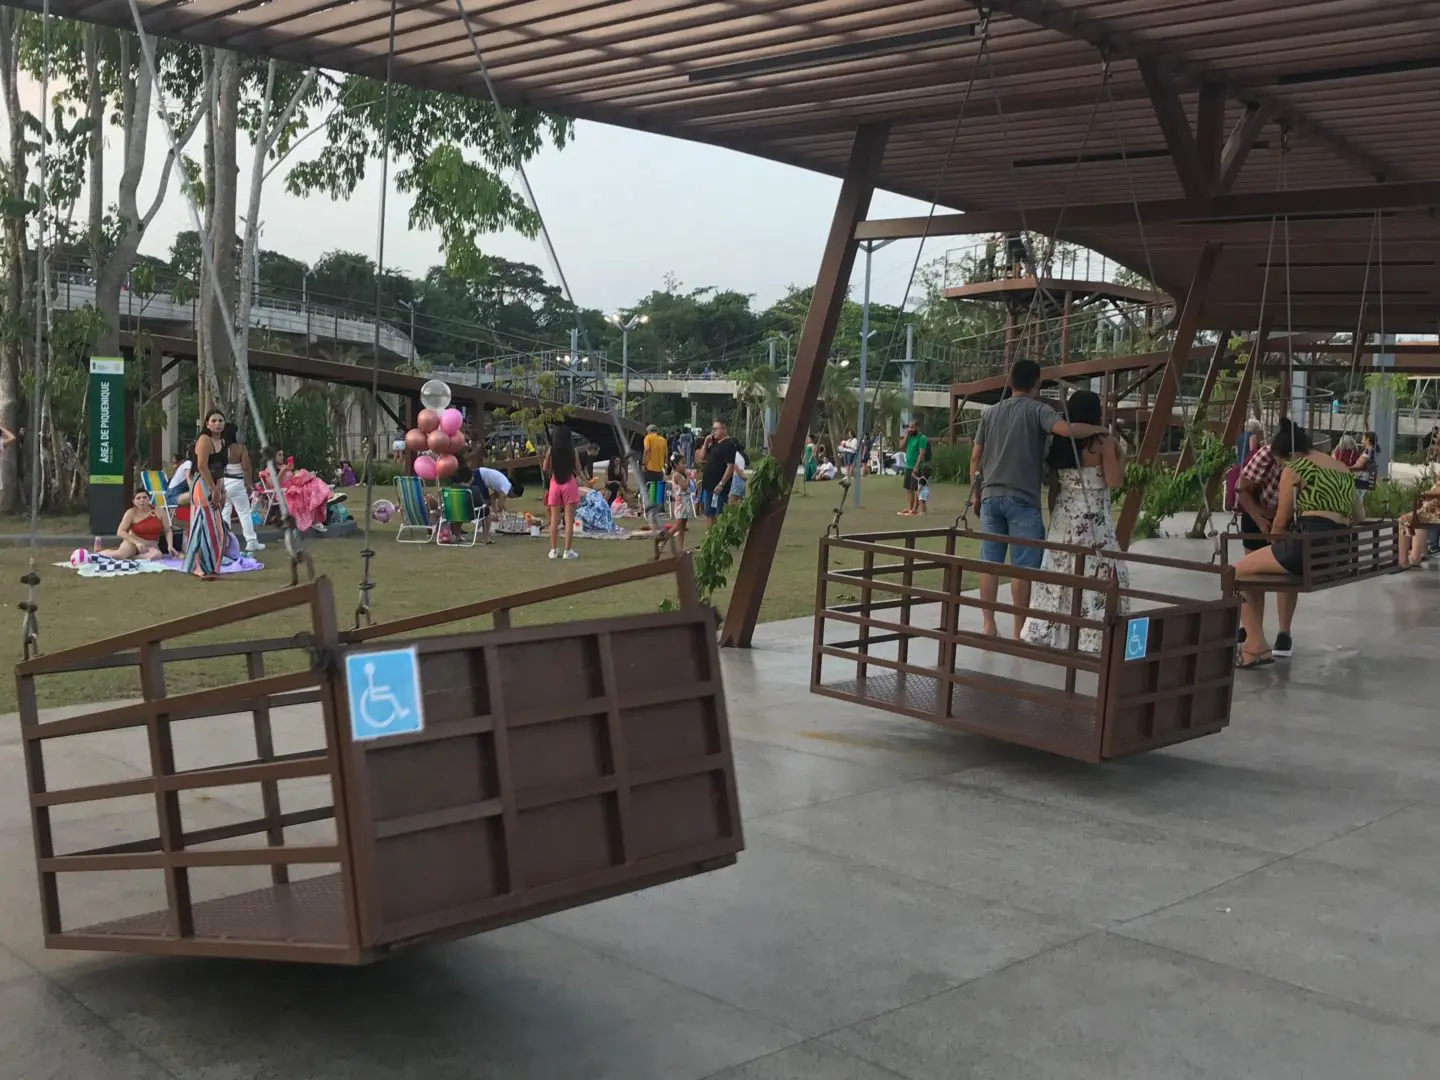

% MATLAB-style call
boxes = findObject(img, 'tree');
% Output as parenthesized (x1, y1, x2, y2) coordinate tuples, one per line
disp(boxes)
(285, 79, 573, 279)
(19, 26, 210, 359)
(733, 364, 779, 452)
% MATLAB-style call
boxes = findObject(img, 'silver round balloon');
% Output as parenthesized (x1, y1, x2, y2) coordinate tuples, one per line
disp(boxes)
(420, 379, 452, 412)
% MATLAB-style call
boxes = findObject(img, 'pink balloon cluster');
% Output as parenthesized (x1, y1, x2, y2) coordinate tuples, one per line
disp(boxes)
(405, 407, 466, 481)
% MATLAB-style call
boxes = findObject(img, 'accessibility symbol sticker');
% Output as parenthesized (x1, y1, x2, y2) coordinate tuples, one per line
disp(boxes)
(1124, 617, 1150, 662)
(345, 646, 425, 741)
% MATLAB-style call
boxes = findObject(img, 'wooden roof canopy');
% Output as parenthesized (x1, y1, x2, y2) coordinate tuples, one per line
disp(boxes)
(15, 0, 1440, 333)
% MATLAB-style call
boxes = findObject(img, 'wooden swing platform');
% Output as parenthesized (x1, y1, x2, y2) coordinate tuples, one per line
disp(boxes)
(812, 527, 1241, 764)
(13, 556, 741, 964)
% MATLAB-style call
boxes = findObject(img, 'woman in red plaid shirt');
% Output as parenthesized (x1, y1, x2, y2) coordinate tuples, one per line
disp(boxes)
(1233, 431, 1297, 661)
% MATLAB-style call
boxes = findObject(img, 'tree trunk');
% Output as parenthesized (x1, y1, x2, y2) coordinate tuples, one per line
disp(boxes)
(0, 10, 26, 511)
(206, 50, 240, 421)
(233, 61, 314, 445)
(84, 27, 103, 279)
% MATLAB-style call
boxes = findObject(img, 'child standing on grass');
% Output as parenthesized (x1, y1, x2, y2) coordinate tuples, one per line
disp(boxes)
(669, 455, 694, 549)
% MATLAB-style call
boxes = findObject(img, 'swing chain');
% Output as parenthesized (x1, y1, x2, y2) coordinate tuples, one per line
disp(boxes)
(354, 548, 377, 627)
(825, 477, 853, 538)
(18, 571, 40, 661)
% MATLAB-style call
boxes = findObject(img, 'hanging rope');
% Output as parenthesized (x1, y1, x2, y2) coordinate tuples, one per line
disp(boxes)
(977, 50, 1116, 554)
(18, 0, 53, 660)
(355, 0, 398, 629)
(123, 0, 313, 585)
(859, 9, 992, 428)
(450, 0, 644, 529)
(825, 477, 853, 538)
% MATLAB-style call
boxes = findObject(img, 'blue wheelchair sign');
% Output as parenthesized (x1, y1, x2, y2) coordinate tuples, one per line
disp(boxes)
(345, 646, 425, 741)
(1124, 617, 1150, 662)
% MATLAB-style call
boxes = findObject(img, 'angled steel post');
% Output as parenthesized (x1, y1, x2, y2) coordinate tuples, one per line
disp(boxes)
(720, 122, 889, 649)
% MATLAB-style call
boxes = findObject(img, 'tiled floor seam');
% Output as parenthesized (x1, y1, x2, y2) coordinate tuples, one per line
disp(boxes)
(528, 919, 811, 1049)
(27, 971, 187, 1080)
(1099, 931, 1440, 1038)
(746, 776, 1280, 928)
(1101, 797, 1425, 936)
(806, 926, 1112, 1076)
(695, 1040, 915, 1080)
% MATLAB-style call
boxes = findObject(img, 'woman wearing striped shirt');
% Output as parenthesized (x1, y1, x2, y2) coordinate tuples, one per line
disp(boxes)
(1233, 420, 1359, 667)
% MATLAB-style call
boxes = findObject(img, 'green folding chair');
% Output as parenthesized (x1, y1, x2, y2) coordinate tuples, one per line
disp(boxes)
(437, 485, 489, 547)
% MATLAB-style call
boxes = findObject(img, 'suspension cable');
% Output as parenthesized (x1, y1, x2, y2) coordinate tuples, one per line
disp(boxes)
(859, 9, 992, 427)
(449, 0, 650, 524)
(980, 47, 1115, 552)
(19, 0, 52, 660)
(355, 0, 398, 629)
(123, 1, 312, 584)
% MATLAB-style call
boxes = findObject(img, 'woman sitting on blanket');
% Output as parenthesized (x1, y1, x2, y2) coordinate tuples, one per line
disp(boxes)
(94, 489, 174, 561)
(271, 450, 334, 533)
(182, 409, 230, 580)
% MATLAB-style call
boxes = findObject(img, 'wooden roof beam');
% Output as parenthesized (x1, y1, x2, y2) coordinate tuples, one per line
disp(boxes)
(855, 181, 1440, 240)
(973, 1, 1404, 188)
(1216, 102, 1278, 196)
(1137, 59, 1208, 202)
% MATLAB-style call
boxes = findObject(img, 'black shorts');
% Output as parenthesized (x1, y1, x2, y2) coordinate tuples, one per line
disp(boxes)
(903, 471, 920, 492)
(1271, 517, 1350, 576)
(642, 469, 663, 486)
(1239, 509, 1269, 553)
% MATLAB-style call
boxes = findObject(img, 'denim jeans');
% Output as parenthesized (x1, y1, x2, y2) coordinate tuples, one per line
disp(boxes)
(979, 495, 1045, 569)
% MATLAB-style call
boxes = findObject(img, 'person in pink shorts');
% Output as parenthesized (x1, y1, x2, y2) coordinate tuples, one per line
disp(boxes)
(542, 424, 582, 560)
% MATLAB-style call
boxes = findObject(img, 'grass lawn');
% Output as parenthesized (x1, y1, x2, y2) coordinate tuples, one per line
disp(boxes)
(0, 475, 975, 712)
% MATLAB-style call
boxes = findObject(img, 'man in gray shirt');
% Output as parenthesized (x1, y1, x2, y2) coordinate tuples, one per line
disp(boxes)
(968, 359, 1108, 638)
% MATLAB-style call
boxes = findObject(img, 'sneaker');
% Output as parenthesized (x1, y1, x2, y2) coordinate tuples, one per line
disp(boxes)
(1273, 631, 1293, 658)
(548, 548, 559, 560)
(245, 541, 266, 552)
(563, 549, 580, 560)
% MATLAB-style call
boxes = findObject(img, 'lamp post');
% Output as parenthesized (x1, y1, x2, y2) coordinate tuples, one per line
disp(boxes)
(853, 238, 893, 508)
(398, 299, 416, 363)
(606, 312, 648, 414)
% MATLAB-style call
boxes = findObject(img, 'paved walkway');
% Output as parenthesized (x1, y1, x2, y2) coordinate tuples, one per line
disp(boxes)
(2, 540, 1438, 1078)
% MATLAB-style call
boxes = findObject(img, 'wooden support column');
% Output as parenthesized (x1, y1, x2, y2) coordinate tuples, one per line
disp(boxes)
(1173, 330, 1231, 475)
(1115, 242, 1222, 548)
(721, 123, 889, 649)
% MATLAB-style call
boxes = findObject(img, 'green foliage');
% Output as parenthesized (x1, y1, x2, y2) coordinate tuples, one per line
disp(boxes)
(267, 394, 333, 475)
(928, 440, 971, 485)
(353, 459, 402, 486)
(692, 455, 785, 604)
(284, 78, 570, 278)
(1364, 477, 1428, 519)
(1117, 416, 1233, 540)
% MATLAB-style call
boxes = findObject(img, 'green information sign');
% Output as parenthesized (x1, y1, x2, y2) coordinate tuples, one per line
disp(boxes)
(88, 356, 126, 535)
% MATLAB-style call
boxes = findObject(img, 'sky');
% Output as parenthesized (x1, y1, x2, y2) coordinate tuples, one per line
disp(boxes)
(15, 71, 947, 316)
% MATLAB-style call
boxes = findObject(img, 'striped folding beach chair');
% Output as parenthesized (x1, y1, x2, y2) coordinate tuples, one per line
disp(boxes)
(139, 469, 172, 511)
(393, 475, 438, 544)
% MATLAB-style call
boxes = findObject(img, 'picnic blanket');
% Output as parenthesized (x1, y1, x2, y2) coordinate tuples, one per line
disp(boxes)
(56, 554, 266, 578)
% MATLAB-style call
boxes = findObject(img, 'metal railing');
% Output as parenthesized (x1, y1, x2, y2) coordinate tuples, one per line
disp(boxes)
(942, 238, 1146, 291)
(49, 272, 417, 359)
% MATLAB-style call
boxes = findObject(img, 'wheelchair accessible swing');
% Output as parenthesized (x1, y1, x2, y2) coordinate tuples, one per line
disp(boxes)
(13, 0, 741, 965)
(811, 31, 1248, 764)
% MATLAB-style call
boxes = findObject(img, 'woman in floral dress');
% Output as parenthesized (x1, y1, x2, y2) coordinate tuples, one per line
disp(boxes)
(1020, 391, 1129, 653)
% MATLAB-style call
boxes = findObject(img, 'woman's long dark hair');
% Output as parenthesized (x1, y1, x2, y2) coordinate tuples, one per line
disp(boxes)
(549, 424, 577, 483)
(1270, 418, 1312, 459)
(1047, 390, 1103, 471)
